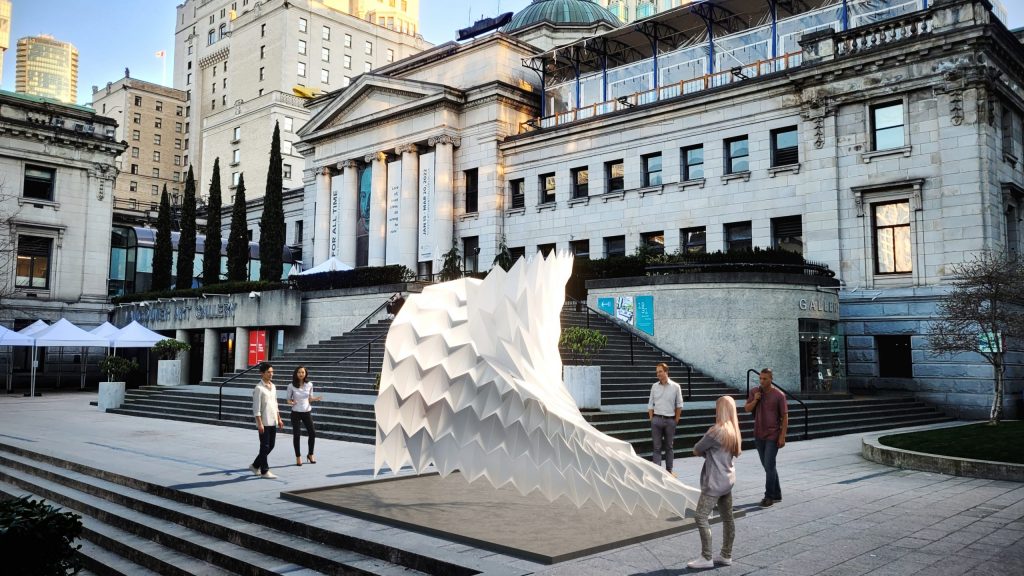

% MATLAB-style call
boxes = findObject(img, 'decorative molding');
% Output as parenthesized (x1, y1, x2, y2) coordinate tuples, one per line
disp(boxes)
(428, 134, 461, 147)
(637, 185, 664, 198)
(536, 202, 556, 212)
(861, 145, 913, 163)
(768, 163, 801, 177)
(600, 190, 625, 203)
(505, 207, 526, 217)
(851, 178, 925, 216)
(318, 166, 332, 177)
(341, 159, 359, 170)
(199, 46, 230, 69)
(721, 171, 751, 184)
(567, 196, 590, 208)
(677, 178, 706, 191)
(395, 143, 419, 155)
(365, 151, 388, 164)
(800, 96, 835, 149)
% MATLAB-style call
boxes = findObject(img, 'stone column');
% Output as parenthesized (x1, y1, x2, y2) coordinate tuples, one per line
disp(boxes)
(396, 144, 419, 273)
(202, 328, 221, 382)
(428, 134, 460, 274)
(313, 166, 332, 265)
(175, 329, 191, 385)
(234, 327, 250, 372)
(340, 159, 360, 267)
(366, 151, 388, 267)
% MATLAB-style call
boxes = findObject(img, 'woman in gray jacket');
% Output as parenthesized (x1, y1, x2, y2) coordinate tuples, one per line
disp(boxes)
(687, 395, 741, 569)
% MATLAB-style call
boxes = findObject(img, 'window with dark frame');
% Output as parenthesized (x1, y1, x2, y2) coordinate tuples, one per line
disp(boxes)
(539, 173, 556, 204)
(509, 178, 525, 209)
(680, 226, 706, 254)
(724, 221, 752, 252)
(605, 160, 624, 192)
(641, 231, 665, 255)
(682, 145, 704, 180)
(604, 235, 626, 258)
(16, 235, 52, 289)
(725, 136, 749, 174)
(643, 153, 662, 187)
(771, 126, 799, 166)
(876, 335, 913, 378)
(571, 166, 589, 199)
(570, 239, 590, 259)
(23, 166, 55, 201)
(538, 243, 556, 257)
(509, 246, 526, 263)
(1002, 105, 1017, 158)
(463, 236, 479, 273)
(871, 101, 905, 151)
(873, 201, 911, 274)
(464, 168, 478, 213)
(771, 215, 803, 254)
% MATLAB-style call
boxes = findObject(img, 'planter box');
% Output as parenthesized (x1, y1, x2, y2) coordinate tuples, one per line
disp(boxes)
(98, 382, 126, 411)
(157, 359, 182, 386)
(563, 365, 601, 410)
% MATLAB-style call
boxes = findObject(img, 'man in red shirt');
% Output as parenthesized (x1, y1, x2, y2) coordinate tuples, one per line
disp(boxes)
(745, 368, 788, 506)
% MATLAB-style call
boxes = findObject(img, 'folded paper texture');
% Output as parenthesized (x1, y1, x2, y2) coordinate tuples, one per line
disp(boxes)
(375, 251, 700, 517)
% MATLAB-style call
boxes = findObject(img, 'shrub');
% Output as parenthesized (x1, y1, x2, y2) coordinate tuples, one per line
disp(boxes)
(0, 496, 83, 576)
(291, 265, 414, 292)
(111, 280, 286, 304)
(559, 327, 608, 366)
(153, 339, 191, 361)
(99, 356, 139, 382)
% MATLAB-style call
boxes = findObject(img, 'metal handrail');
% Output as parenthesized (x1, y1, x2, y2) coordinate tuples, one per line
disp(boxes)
(745, 369, 809, 440)
(217, 363, 260, 420)
(565, 295, 692, 400)
(334, 331, 385, 372)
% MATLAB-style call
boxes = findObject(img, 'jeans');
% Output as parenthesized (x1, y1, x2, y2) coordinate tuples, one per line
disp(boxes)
(291, 411, 316, 457)
(252, 425, 277, 474)
(651, 415, 677, 472)
(755, 437, 781, 501)
(694, 491, 735, 560)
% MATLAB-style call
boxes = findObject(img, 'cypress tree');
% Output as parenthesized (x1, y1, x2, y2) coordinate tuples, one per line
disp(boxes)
(151, 184, 173, 292)
(226, 174, 250, 282)
(259, 121, 285, 281)
(175, 166, 197, 289)
(203, 159, 223, 286)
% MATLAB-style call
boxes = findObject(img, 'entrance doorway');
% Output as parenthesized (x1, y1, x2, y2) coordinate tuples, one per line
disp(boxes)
(798, 319, 847, 393)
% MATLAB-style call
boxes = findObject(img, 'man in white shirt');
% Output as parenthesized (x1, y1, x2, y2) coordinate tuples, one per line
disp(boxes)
(648, 362, 684, 476)
(250, 363, 284, 478)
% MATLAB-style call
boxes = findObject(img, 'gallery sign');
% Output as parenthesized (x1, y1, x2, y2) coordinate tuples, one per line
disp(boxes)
(112, 290, 302, 331)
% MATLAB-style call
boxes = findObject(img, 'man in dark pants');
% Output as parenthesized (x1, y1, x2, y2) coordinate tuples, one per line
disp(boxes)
(648, 362, 684, 476)
(745, 368, 788, 506)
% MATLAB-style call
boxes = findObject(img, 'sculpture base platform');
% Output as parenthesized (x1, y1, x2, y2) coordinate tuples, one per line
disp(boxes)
(282, 472, 739, 564)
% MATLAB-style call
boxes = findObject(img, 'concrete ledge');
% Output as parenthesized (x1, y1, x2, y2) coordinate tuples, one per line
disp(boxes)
(862, 425, 1024, 482)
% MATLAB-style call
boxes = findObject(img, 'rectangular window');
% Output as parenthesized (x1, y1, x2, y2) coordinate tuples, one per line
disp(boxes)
(681, 226, 706, 254)
(152, 168, 160, 178)
(1001, 105, 1016, 158)
(386, 48, 394, 62)
(130, 164, 138, 175)
(132, 130, 140, 141)
(344, 33, 352, 48)
(261, 23, 266, 37)
(365, 41, 373, 55)
(129, 181, 138, 192)
(570, 239, 590, 260)
(539, 173, 556, 204)
(259, 67, 265, 81)
(877, 335, 913, 378)
(155, 100, 163, 112)
(571, 167, 589, 199)
(604, 235, 626, 258)
(605, 160, 624, 192)
(283, 117, 294, 132)
(643, 153, 662, 187)
(322, 47, 330, 62)
(232, 149, 240, 164)
(294, 220, 303, 244)
(151, 184, 159, 194)
(509, 246, 526, 263)
(176, 106, 183, 117)
(463, 236, 480, 273)
(298, 39, 306, 55)
(772, 215, 803, 254)
(260, 45, 266, 59)
(871, 101, 905, 150)
(173, 172, 179, 182)
(232, 172, 240, 186)
(724, 221, 752, 252)
(321, 69, 330, 84)
(233, 126, 241, 141)
(155, 118, 162, 129)
(15, 235, 52, 289)
(342, 76, 351, 87)
(510, 178, 525, 209)
(283, 164, 292, 179)
(538, 243, 556, 258)
(175, 139, 181, 149)
(297, 62, 306, 77)
(344, 55, 351, 69)
(133, 112, 141, 124)
(23, 165, 56, 201)
(131, 147, 140, 159)
(133, 95, 143, 107)
(873, 201, 912, 274)
(725, 136, 749, 174)
(174, 155, 181, 166)
(464, 168, 478, 213)
(153, 151, 161, 162)
(187, 72, 192, 85)
(298, 17, 307, 33)
(322, 25, 330, 40)
(154, 134, 162, 145)
(771, 126, 799, 166)
(364, 62, 372, 73)
(283, 141, 293, 155)
(641, 231, 665, 256)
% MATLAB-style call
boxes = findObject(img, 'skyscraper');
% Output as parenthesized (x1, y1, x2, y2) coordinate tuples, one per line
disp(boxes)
(16, 35, 79, 104)
(0, 1, 11, 85)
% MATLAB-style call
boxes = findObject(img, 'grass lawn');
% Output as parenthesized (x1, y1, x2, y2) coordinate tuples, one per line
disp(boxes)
(879, 421, 1024, 464)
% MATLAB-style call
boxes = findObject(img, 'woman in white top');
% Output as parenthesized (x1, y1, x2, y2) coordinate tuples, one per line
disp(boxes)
(687, 395, 741, 569)
(287, 365, 322, 466)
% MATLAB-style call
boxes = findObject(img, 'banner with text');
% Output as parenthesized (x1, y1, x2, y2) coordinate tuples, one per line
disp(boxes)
(386, 159, 402, 265)
(329, 175, 343, 258)
(417, 151, 435, 262)
(635, 295, 654, 335)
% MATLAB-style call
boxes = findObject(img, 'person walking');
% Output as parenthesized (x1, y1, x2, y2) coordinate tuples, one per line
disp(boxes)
(686, 396, 740, 569)
(250, 362, 284, 479)
(287, 365, 322, 466)
(745, 367, 788, 506)
(647, 362, 684, 476)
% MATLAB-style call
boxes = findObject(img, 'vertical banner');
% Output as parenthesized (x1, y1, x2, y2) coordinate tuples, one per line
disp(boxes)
(329, 176, 342, 258)
(386, 159, 402, 265)
(597, 297, 614, 316)
(417, 151, 435, 263)
(635, 295, 654, 335)
(248, 330, 267, 366)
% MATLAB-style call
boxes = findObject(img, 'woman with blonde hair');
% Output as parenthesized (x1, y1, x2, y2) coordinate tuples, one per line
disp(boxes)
(687, 395, 741, 569)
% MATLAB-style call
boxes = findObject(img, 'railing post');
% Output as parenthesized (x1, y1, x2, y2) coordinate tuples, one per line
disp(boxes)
(686, 365, 692, 401)
(629, 335, 634, 365)
(367, 341, 372, 373)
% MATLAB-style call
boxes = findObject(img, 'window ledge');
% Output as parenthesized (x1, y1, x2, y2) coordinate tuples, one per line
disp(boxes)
(1004, 152, 1019, 167)
(677, 178, 706, 191)
(768, 163, 801, 177)
(458, 212, 479, 222)
(18, 197, 60, 210)
(638, 184, 664, 197)
(601, 190, 625, 202)
(14, 290, 50, 298)
(872, 273, 914, 288)
(537, 202, 556, 213)
(721, 171, 751, 184)
(505, 207, 525, 216)
(862, 145, 912, 163)
(229, 162, 240, 167)
(568, 196, 590, 207)
(231, 138, 240, 144)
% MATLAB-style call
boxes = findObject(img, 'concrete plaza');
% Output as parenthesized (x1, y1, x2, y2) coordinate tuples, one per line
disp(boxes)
(1, 391, 1022, 575)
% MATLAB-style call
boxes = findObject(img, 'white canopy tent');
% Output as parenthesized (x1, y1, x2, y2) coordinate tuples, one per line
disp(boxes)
(0, 326, 36, 394)
(110, 321, 169, 349)
(18, 320, 49, 336)
(297, 256, 353, 275)
(89, 322, 121, 339)
(30, 319, 110, 397)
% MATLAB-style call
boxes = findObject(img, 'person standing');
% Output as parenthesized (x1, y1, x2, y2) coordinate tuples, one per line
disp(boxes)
(648, 362, 684, 476)
(287, 365, 322, 466)
(687, 396, 740, 569)
(250, 362, 284, 479)
(745, 367, 788, 506)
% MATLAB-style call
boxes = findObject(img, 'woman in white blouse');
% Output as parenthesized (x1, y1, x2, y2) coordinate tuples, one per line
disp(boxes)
(287, 365, 322, 466)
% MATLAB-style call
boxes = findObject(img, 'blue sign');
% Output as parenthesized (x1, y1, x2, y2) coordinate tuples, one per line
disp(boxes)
(635, 295, 654, 335)
(597, 298, 614, 316)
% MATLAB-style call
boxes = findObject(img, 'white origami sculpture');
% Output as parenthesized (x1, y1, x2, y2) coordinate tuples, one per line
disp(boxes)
(374, 252, 700, 517)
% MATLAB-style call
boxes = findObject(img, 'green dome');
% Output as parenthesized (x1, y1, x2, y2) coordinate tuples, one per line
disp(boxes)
(503, 0, 623, 33)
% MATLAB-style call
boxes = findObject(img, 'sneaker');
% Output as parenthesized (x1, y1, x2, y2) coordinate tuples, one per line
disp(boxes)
(249, 465, 259, 476)
(261, 471, 278, 479)
(759, 498, 774, 507)
(686, 557, 714, 569)
(714, 555, 732, 566)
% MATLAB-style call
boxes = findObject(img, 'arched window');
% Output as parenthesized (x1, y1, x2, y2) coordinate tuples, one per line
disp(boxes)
(219, 23, 227, 40)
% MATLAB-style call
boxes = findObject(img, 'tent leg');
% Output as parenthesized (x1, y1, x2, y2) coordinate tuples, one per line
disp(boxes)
(28, 346, 37, 398)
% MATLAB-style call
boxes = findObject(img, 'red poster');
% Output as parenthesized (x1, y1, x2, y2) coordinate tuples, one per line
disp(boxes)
(248, 330, 267, 366)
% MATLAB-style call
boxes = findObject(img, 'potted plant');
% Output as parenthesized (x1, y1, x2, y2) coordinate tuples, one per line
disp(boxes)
(153, 339, 191, 386)
(559, 327, 608, 410)
(97, 355, 139, 411)
(0, 496, 83, 576)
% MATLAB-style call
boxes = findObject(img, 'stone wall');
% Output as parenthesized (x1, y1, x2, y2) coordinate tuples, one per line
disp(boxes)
(284, 283, 421, 352)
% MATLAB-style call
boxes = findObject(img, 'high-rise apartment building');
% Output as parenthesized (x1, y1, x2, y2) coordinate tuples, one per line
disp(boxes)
(15, 35, 79, 104)
(0, 1, 11, 85)
(173, 0, 427, 201)
(92, 75, 189, 222)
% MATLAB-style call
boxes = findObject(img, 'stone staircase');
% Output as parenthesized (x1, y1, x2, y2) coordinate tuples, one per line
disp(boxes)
(0, 443, 464, 576)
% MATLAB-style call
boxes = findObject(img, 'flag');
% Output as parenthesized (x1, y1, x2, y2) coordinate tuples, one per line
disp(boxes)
(155, 50, 166, 58)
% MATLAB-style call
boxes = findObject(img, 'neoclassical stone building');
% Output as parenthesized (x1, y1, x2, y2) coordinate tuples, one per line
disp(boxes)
(297, 0, 1023, 417)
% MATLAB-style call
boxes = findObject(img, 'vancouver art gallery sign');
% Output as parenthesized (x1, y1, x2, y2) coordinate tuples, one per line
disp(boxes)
(112, 290, 302, 331)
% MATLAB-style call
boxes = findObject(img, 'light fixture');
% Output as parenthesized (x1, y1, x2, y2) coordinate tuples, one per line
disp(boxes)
(248, 291, 261, 300)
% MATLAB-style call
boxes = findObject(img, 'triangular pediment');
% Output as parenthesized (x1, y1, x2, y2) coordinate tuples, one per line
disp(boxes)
(301, 76, 455, 137)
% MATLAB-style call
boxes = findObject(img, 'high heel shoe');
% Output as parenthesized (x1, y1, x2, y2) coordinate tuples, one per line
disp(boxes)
(296, 457, 303, 466)
(306, 455, 317, 464)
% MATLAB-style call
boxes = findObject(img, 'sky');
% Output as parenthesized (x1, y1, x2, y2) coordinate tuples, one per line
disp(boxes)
(0, 0, 1020, 107)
